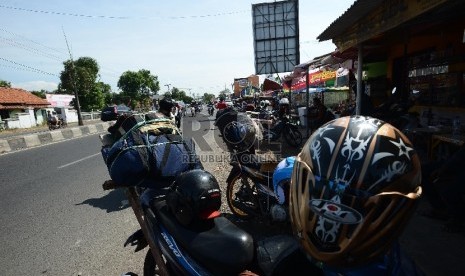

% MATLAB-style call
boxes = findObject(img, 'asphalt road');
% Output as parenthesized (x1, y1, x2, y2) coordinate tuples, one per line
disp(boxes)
(0, 133, 147, 275)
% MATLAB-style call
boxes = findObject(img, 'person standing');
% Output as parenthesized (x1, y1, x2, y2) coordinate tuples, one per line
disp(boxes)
(307, 97, 335, 131)
(173, 103, 181, 128)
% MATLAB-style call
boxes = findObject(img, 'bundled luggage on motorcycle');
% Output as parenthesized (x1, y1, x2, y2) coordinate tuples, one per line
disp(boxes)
(220, 111, 260, 153)
(101, 115, 202, 187)
(215, 107, 263, 150)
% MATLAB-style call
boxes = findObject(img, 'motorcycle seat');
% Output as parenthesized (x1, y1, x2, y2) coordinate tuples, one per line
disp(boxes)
(152, 199, 255, 275)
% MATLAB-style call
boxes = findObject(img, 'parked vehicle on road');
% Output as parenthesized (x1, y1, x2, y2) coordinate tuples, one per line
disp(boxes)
(98, 118, 257, 275)
(98, 115, 424, 276)
(261, 114, 303, 148)
(101, 104, 132, 121)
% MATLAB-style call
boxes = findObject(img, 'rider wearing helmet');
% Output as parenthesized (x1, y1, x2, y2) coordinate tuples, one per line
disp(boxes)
(278, 97, 290, 119)
(159, 98, 174, 116)
(289, 115, 422, 271)
(150, 97, 176, 124)
(166, 169, 222, 227)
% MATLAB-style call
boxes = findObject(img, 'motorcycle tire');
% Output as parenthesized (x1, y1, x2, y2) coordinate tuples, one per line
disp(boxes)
(143, 249, 174, 276)
(283, 126, 303, 148)
(226, 173, 259, 220)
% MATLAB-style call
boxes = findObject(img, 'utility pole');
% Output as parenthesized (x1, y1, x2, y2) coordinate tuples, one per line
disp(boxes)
(164, 84, 171, 93)
(62, 27, 83, 126)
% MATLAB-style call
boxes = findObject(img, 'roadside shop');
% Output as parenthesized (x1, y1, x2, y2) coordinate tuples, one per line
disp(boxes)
(316, 0, 465, 161)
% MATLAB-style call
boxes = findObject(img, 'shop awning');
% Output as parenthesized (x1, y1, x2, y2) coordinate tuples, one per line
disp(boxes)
(262, 78, 282, 92)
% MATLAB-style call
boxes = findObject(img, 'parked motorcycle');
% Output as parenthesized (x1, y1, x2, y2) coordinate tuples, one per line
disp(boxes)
(98, 119, 259, 276)
(103, 179, 260, 276)
(371, 87, 420, 130)
(226, 152, 296, 223)
(260, 114, 303, 148)
(99, 119, 421, 276)
(99, 130, 300, 276)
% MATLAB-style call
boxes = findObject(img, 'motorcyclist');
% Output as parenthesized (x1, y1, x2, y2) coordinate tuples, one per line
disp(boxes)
(277, 97, 290, 119)
(151, 98, 176, 124)
(47, 110, 61, 129)
(209, 102, 215, 116)
(216, 96, 227, 110)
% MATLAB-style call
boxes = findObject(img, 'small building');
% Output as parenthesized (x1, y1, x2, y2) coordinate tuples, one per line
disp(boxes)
(0, 87, 50, 129)
(233, 75, 260, 98)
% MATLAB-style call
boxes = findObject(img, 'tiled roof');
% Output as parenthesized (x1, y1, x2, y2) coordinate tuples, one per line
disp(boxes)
(0, 87, 50, 109)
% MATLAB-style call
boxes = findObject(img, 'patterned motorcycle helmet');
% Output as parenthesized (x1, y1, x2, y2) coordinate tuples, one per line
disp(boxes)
(289, 115, 422, 268)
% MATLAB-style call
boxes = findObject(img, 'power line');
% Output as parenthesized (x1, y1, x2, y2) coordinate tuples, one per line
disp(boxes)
(0, 63, 47, 74)
(0, 5, 129, 19)
(0, 36, 63, 61)
(0, 27, 67, 55)
(0, 4, 247, 20)
(0, 57, 59, 77)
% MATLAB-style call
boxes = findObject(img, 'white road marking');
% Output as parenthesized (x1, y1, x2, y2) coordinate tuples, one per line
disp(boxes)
(58, 153, 100, 169)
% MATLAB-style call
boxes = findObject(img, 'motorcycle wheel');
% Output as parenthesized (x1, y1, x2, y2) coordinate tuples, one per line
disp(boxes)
(226, 173, 259, 219)
(283, 126, 303, 147)
(143, 249, 173, 276)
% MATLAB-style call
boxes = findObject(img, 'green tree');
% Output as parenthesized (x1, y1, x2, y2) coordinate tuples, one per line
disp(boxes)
(59, 57, 108, 111)
(203, 93, 215, 103)
(31, 90, 47, 99)
(117, 69, 159, 110)
(97, 82, 113, 105)
(0, 79, 11, 87)
(171, 87, 192, 103)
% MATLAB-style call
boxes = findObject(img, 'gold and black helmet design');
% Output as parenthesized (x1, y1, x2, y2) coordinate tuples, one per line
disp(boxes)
(290, 115, 422, 268)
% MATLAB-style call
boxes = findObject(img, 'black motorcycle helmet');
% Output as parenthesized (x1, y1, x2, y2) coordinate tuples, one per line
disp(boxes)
(159, 98, 174, 115)
(166, 169, 222, 226)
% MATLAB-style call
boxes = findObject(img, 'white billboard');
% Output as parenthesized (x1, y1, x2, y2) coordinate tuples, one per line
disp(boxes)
(252, 0, 300, 75)
(46, 94, 75, 107)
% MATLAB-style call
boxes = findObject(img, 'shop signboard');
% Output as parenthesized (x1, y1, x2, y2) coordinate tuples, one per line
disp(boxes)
(309, 70, 336, 85)
(290, 70, 338, 92)
(46, 94, 75, 107)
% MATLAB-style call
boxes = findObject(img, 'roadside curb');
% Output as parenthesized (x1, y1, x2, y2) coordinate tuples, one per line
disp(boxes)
(0, 122, 111, 154)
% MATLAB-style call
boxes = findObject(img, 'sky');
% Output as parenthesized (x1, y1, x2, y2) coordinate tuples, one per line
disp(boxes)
(0, 0, 354, 96)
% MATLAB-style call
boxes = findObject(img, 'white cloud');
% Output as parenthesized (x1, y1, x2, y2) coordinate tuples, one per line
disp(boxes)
(12, 81, 58, 92)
